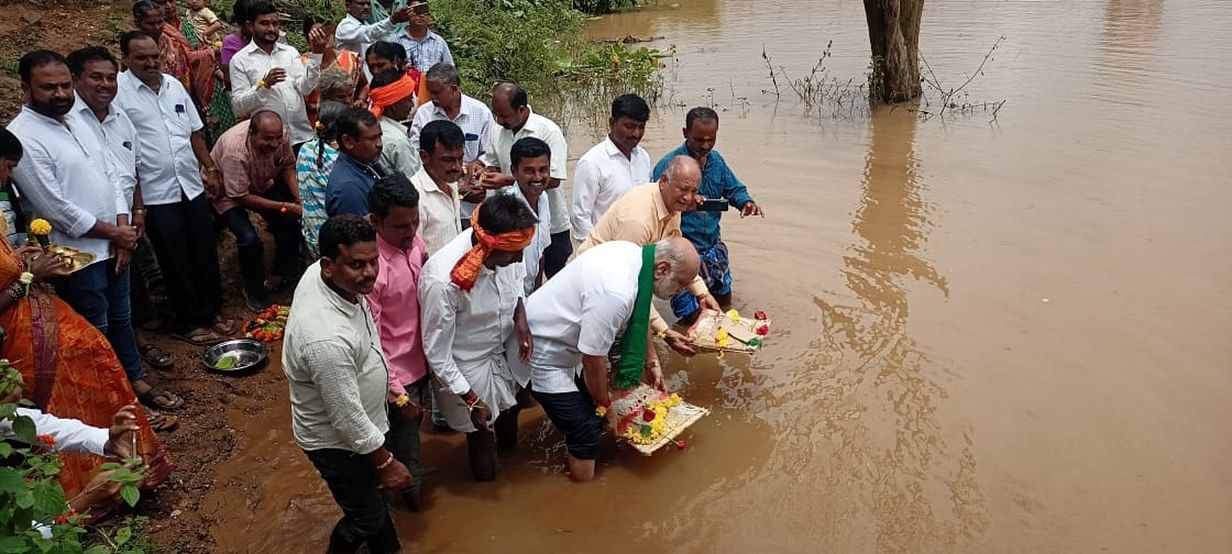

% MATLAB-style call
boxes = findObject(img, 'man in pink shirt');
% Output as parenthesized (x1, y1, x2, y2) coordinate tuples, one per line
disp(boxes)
(365, 174, 429, 511)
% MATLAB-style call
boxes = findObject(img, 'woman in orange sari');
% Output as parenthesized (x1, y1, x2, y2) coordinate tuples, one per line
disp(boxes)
(0, 129, 173, 503)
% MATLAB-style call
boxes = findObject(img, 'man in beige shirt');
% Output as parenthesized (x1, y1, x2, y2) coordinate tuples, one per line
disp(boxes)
(577, 155, 720, 354)
(411, 119, 465, 255)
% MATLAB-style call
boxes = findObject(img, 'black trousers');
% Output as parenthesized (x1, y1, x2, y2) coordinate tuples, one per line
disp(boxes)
(543, 230, 573, 278)
(129, 234, 167, 328)
(145, 193, 224, 331)
(304, 448, 401, 554)
(219, 182, 301, 302)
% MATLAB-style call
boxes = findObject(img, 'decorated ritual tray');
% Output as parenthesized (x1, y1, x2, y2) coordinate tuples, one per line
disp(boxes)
(611, 384, 709, 456)
(686, 309, 772, 354)
(45, 244, 95, 274)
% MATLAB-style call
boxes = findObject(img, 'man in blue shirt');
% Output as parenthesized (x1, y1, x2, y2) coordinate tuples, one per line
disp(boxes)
(326, 107, 386, 216)
(651, 107, 765, 321)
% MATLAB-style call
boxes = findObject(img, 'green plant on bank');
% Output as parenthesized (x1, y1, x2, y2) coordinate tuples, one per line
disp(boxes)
(432, 0, 663, 101)
(0, 362, 147, 554)
(204, 0, 663, 106)
(572, 0, 638, 15)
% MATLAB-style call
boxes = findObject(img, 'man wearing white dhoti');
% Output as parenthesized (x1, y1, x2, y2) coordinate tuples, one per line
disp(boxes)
(419, 193, 536, 481)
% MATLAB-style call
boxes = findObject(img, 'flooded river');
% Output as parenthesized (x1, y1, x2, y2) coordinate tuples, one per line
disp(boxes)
(204, 1, 1232, 551)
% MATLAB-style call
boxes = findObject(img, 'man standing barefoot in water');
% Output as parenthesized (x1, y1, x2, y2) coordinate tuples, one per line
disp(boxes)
(516, 237, 700, 481)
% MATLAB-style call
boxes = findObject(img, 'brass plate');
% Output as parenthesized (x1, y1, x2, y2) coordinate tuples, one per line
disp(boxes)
(45, 244, 96, 274)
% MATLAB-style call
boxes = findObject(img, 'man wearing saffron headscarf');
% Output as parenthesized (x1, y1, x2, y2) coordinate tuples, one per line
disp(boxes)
(419, 194, 536, 482)
(368, 70, 421, 179)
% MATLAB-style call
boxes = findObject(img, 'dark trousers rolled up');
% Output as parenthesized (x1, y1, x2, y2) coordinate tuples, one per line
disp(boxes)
(303, 448, 401, 554)
(145, 192, 224, 331)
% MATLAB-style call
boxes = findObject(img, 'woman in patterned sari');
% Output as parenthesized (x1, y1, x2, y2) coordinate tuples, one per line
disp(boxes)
(0, 130, 174, 504)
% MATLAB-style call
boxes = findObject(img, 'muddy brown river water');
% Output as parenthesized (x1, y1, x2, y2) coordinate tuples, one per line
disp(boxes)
(203, 1, 1231, 551)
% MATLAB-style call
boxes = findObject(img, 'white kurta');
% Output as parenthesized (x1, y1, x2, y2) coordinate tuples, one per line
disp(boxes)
(419, 229, 527, 431)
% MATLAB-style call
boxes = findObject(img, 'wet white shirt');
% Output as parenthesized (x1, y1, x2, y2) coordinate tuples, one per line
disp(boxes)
(517, 240, 642, 394)
(570, 136, 651, 241)
(479, 109, 570, 234)
(230, 41, 322, 145)
(501, 183, 551, 295)
(115, 71, 206, 205)
(419, 229, 526, 431)
(8, 106, 127, 265)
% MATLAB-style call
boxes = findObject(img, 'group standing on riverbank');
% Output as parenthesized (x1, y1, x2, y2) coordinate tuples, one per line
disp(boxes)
(0, 0, 764, 550)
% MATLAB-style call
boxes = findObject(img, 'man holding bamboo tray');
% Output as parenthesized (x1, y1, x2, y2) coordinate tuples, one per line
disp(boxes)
(516, 237, 700, 481)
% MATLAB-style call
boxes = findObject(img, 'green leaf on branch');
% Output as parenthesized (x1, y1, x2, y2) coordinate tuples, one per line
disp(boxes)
(120, 484, 140, 508)
(31, 480, 65, 518)
(0, 536, 28, 553)
(15, 489, 33, 509)
(12, 415, 35, 445)
(115, 525, 132, 545)
(0, 467, 24, 493)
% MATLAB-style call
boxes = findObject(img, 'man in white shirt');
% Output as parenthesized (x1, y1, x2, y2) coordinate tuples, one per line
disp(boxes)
(334, 0, 414, 79)
(419, 194, 536, 482)
(481, 82, 572, 279)
(409, 63, 493, 227)
(570, 93, 652, 243)
(516, 237, 700, 482)
(8, 51, 168, 404)
(113, 32, 233, 346)
(410, 120, 464, 255)
(499, 137, 552, 295)
(230, 0, 329, 148)
(284, 214, 410, 554)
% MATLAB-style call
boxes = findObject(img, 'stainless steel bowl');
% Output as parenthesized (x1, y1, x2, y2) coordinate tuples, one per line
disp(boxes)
(202, 339, 269, 374)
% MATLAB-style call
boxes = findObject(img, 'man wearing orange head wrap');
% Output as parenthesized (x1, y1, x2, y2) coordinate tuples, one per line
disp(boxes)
(368, 70, 421, 179)
(419, 194, 537, 482)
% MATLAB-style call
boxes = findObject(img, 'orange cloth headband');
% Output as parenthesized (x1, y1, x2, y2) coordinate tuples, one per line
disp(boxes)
(368, 74, 417, 119)
(449, 207, 536, 292)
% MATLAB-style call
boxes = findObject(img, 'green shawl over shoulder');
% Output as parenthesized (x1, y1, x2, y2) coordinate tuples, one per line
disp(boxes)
(614, 244, 655, 390)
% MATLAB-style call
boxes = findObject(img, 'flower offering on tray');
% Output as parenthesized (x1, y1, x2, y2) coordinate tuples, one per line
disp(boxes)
(242, 305, 289, 342)
(686, 309, 771, 353)
(610, 384, 709, 455)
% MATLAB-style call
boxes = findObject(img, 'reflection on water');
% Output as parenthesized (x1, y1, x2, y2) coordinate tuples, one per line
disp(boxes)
(1094, 0, 1166, 107)
(817, 108, 985, 551)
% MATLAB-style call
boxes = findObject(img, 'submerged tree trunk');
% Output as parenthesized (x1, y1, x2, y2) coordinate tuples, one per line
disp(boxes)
(864, 0, 924, 103)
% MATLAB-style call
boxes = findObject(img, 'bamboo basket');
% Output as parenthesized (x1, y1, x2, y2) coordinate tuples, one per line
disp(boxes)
(686, 309, 772, 354)
(611, 384, 710, 455)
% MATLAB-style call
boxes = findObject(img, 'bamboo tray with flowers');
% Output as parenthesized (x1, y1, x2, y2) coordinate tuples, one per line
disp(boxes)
(687, 309, 772, 354)
(610, 384, 709, 456)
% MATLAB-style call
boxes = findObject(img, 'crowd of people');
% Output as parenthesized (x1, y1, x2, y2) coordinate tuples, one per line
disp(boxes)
(0, 0, 765, 550)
